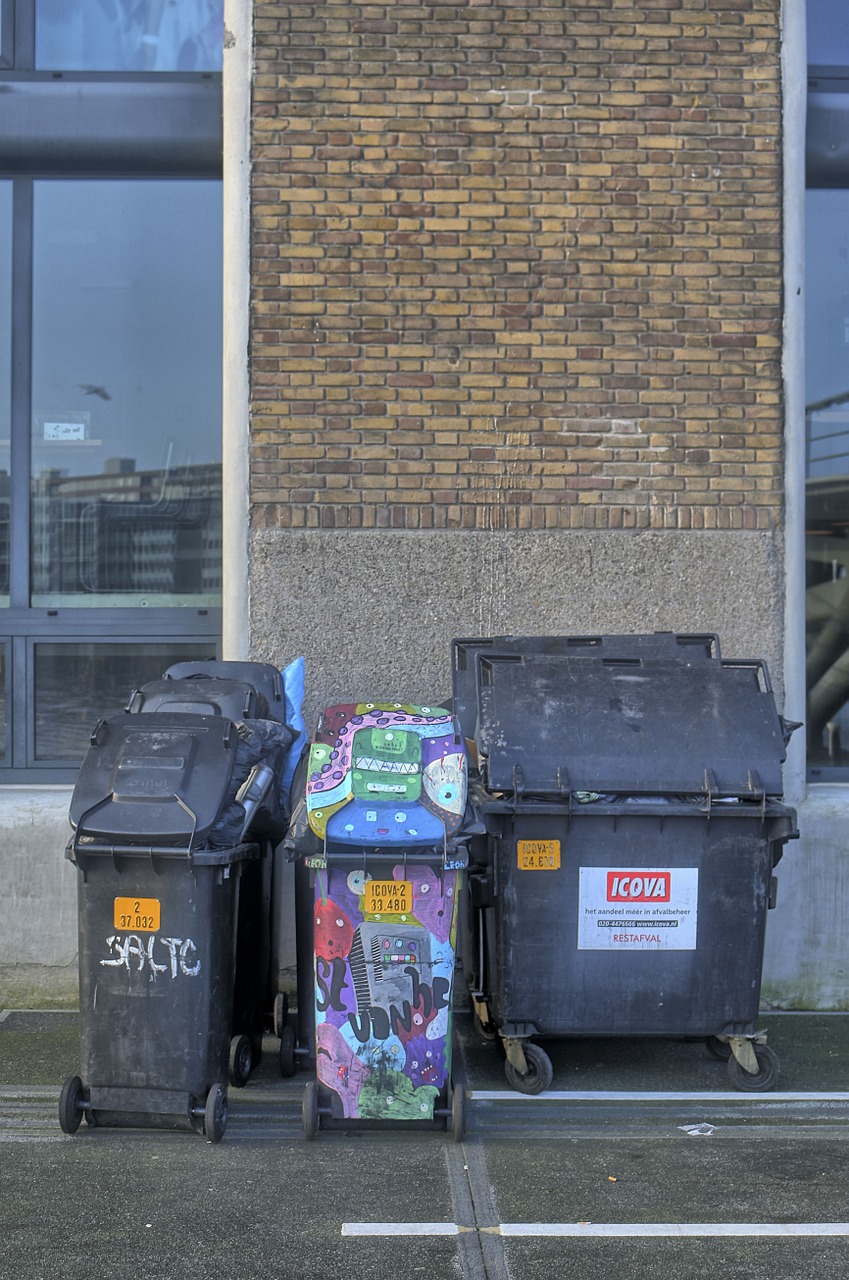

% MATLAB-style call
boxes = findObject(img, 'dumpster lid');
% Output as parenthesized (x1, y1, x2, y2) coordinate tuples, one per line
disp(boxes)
(69, 712, 238, 847)
(452, 633, 721, 742)
(475, 652, 789, 798)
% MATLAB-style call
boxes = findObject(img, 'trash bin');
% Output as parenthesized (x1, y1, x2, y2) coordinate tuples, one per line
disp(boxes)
(59, 712, 262, 1142)
(125, 671, 294, 1086)
(288, 701, 471, 1139)
(456, 638, 799, 1094)
(159, 659, 299, 1055)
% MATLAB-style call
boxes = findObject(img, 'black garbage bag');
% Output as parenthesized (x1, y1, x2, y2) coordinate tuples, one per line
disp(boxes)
(207, 718, 294, 848)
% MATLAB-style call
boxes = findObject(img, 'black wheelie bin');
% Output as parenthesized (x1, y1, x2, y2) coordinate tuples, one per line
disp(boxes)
(455, 636, 798, 1095)
(125, 669, 294, 1085)
(160, 658, 297, 1056)
(60, 712, 267, 1142)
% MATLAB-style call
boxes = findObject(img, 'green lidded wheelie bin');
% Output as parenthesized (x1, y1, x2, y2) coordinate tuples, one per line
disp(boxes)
(454, 635, 799, 1095)
(60, 712, 261, 1142)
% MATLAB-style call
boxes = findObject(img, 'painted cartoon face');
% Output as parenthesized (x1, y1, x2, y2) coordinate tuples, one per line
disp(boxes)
(423, 751, 466, 817)
(351, 727, 422, 803)
(400, 865, 457, 943)
(314, 898, 354, 962)
(346, 868, 370, 898)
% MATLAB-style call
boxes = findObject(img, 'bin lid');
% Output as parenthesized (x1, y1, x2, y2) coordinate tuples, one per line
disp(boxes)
(126, 677, 265, 721)
(69, 713, 238, 846)
(162, 659, 287, 723)
(475, 652, 788, 798)
(452, 633, 721, 742)
(304, 702, 468, 846)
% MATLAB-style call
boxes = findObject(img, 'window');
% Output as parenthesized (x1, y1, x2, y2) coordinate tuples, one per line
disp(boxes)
(0, 3, 222, 780)
(806, 3, 849, 777)
(35, 0, 223, 72)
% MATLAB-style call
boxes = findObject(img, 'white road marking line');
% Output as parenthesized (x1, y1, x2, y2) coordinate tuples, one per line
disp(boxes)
(343, 1222, 849, 1239)
(499, 1223, 849, 1237)
(467, 1090, 849, 1102)
(342, 1223, 464, 1237)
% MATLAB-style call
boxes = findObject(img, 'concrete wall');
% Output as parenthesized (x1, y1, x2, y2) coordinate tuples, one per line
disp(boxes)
(0, 789, 77, 1007)
(249, 527, 786, 729)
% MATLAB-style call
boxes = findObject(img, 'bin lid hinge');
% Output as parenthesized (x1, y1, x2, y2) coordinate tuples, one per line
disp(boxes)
(555, 765, 572, 813)
(703, 769, 718, 818)
(747, 769, 767, 819)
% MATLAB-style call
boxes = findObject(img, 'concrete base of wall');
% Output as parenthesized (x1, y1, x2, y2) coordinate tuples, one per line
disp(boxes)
(762, 787, 849, 1010)
(248, 527, 786, 727)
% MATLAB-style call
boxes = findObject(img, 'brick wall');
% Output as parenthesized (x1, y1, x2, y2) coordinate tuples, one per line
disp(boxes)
(250, 0, 783, 533)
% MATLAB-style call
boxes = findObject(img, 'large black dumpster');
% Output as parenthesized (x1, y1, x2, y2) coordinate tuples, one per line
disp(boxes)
(288, 701, 471, 1139)
(456, 638, 798, 1094)
(60, 713, 261, 1141)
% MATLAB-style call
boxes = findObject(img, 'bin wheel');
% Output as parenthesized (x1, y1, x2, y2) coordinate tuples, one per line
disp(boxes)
(472, 1010, 498, 1045)
(727, 1044, 779, 1093)
(279, 1023, 296, 1077)
(204, 1084, 228, 1143)
(273, 992, 289, 1041)
(302, 1081, 320, 1140)
(705, 1036, 732, 1061)
(504, 1042, 553, 1096)
(229, 1034, 253, 1089)
(450, 1083, 466, 1141)
(58, 1075, 85, 1135)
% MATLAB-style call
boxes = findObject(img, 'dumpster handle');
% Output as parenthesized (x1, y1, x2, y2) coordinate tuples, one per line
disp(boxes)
(173, 793, 200, 864)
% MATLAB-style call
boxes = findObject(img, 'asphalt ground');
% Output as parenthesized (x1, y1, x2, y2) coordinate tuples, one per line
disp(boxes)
(1, 1008, 848, 1280)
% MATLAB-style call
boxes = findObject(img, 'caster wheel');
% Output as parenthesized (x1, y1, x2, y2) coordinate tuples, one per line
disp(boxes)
(472, 1011, 498, 1045)
(504, 1042, 553, 1096)
(59, 1075, 85, 1135)
(229, 1034, 253, 1088)
(204, 1083, 228, 1143)
(727, 1044, 779, 1092)
(705, 1036, 732, 1061)
(273, 992, 289, 1041)
(302, 1081, 319, 1140)
(450, 1083, 466, 1142)
(279, 1023, 296, 1077)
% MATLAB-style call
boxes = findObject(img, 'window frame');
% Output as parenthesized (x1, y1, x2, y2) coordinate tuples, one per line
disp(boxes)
(0, 2, 222, 783)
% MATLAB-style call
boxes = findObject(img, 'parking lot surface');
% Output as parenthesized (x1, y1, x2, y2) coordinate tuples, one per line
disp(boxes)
(1, 1007, 848, 1280)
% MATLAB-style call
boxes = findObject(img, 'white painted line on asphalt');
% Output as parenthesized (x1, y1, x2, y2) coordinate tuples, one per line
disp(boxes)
(467, 1090, 849, 1102)
(342, 1223, 464, 1237)
(343, 1222, 849, 1239)
(499, 1223, 849, 1237)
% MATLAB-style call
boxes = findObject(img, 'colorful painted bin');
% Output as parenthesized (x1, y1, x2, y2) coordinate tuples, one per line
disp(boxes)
(298, 702, 469, 1139)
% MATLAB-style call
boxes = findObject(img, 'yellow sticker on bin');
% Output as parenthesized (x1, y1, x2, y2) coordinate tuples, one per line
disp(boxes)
(114, 897, 161, 931)
(517, 840, 561, 870)
(364, 880, 413, 915)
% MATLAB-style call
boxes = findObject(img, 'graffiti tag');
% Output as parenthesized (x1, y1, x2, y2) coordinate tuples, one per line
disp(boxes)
(101, 934, 202, 980)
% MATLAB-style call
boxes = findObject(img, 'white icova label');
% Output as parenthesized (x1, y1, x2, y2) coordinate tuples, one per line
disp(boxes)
(577, 867, 698, 950)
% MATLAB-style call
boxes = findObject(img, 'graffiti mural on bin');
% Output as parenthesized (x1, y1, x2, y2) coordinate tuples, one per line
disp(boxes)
(313, 863, 460, 1120)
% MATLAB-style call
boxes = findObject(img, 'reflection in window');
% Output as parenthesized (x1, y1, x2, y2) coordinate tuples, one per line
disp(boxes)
(808, 0, 849, 66)
(34, 641, 216, 761)
(0, 185, 9, 605)
(36, 0, 224, 72)
(31, 181, 222, 607)
(806, 191, 849, 774)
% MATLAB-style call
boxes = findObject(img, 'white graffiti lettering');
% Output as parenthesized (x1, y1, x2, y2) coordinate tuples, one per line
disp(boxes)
(101, 934, 202, 980)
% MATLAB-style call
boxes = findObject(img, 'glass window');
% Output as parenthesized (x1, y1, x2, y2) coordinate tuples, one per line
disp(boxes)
(33, 640, 216, 762)
(806, 190, 849, 775)
(0, 184, 9, 606)
(30, 180, 222, 608)
(808, 0, 849, 66)
(35, 0, 224, 72)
